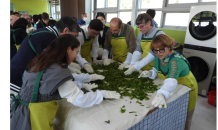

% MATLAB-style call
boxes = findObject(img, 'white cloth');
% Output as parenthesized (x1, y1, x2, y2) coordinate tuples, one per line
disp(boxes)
(102, 49, 109, 60)
(123, 52, 133, 65)
(156, 78, 178, 100)
(72, 73, 91, 83)
(134, 52, 155, 70)
(130, 51, 142, 65)
(55, 78, 191, 130)
(76, 25, 99, 67)
(58, 79, 105, 108)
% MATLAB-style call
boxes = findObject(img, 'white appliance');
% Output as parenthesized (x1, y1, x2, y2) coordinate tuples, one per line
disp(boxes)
(183, 5, 217, 96)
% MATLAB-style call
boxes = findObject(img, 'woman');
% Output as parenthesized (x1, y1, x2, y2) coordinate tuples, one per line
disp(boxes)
(10, 34, 120, 130)
(138, 34, 198, 130)
(96, 12, 109, 60)
(37, 12, 49, 29)
(10, 17, 28, 59)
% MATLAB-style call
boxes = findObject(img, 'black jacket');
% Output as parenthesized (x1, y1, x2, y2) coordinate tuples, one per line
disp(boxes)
(36, 20, 47, 29)
(98, 25, 109, 48)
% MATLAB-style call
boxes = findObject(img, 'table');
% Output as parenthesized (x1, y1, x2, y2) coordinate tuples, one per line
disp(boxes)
(54, 78, 191, 130)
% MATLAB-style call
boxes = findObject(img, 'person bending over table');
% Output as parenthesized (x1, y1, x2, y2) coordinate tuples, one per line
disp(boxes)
(138, 34, 198, 130)
(99, 17, 136, 70)
(10, 34, 120, 130)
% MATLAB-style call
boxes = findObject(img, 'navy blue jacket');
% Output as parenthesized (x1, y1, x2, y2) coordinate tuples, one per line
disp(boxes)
(77, 18, 86, 26)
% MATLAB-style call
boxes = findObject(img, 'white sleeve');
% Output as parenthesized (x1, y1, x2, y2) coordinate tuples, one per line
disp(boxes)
(148, 67, 158, 79)
(133, 52, 155, 70)
(130, 51, 142, 65)
(156, 78, 178, 100)
(102, 49, 109, 60)
(73, 81, 83, 89)
(91, 36, 99, 60)
(76, 32, 88, 67)
(58, 80, 106, 108)
(123, 52, 133, 65)
(72, 73, 91, 83)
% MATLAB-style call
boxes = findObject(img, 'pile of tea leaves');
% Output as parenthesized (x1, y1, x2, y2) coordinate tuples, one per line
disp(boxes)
(81, 62, 159, 101)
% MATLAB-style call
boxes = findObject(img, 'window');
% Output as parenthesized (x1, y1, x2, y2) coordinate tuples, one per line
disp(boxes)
(120, 0, 132, 9)
(165, 13, 190, 27)
(168, 0, 198, 4)
(139, 0, 163, 9)
(119, 12, 132, 24)
(138, 11, 162, 27)
(106, 13, 117, 22)
(97, 0, 104, 8)
(49, 0, 60, 20)
(107, 0, 117, 7)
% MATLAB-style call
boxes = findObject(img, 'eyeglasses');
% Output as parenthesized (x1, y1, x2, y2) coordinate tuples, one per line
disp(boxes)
(152, 47, 166, 54)
(136, 24, 146, 29)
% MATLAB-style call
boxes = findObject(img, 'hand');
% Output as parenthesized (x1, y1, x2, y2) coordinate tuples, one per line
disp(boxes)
(104, 90, 120, 99)
(84, 64, 94, 73)
(138, 71, 152, 78)
(90, 74, 105, 81)
(103, 58, 111, 66)
(124, 65, 136, 75)
(118, 63, 127, 70)
(82, 83, 98, 92)
(69, 67, 81, 74)
(92, 59, 102, 65)
(151, 94, 167, 108)
(69, 62, 81, 70)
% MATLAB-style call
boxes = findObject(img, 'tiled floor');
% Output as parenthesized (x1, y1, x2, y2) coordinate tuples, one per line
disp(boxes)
(190, 95, 216, 130)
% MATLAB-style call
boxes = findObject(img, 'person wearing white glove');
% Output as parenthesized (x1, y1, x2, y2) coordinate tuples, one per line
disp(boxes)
(90, 74, 105, 81)
(75, 19, 103, 70)
(124, 13, 165, 75)
(69, 67, 81, 74)
(92, 59, 103, 65)
(69, 62, 81, 70)
(82, 83, 98, 92)
(72, 73, 105, 83)
(140, 34, 198, 130)
(102, 18, 136, 66)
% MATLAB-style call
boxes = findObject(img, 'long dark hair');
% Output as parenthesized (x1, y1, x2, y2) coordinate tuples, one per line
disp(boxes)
(27, 34, 80, 72)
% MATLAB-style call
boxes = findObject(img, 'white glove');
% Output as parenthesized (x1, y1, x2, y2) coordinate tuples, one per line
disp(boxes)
(104, 90, 120, 99)
(118, 63, 127, 70)
(82, 83, 98, 92)
(92, 59, 102, 65)
(124, 65, 136, 75)
(138, 71, 152, 78)
(69, 67, 81, 74)
(69, 62, 81, 70)
(103, 58, 111, 66)
(84, 64, 94, 73)
(90, 74, 105, 81)
(151, 94, 167, 108)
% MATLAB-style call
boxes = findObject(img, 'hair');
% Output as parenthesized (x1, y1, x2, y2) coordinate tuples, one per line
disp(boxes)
(82, 13, 87, 16)
(150, 34, 174, 51)
(89, 19, 103, 31)
(136, 13, 153, 26)
(41, 12, 49, 20)
(48, 20, 56, 26)
(38, 14, 42, 20)
(72, 17, 77, 21)
(14, 12, 19, 15)
(27, 34, 80, 72)
(96, 12, 105, 19)
(32, 15, 38, 23)
(10, 11, 15, 15)
(146, 9, 156, 18)
(55, 16, 81, 33)
(110, 18, 123, 28)
(21, 14, 29, 18)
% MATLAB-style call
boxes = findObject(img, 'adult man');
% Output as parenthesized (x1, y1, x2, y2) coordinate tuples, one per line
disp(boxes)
(76, 19, 103, 73)
(101, 18, 137, 70)
(14, 12, 20, 17)
(10, 16, 81, 92)
(37, 12, 49, 29)
(78, 13, 87, 26)
(146, 9, 158, 28)
(124, 13, 165, 75)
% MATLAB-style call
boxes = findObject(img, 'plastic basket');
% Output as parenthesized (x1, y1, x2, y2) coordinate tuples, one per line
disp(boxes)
(208, 91, 216, 106)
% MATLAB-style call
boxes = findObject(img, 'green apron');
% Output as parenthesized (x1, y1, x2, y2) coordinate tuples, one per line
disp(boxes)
(140, 30, 161, 70)
(11, 28, 22, 51)
(10, 69, 59, 130)
(111, 24, 129, 63)
(80, 28, 94, 62)
(157, 53, 198, 112)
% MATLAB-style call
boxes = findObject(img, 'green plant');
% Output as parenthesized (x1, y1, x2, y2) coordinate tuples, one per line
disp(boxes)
(120, 105, 126, 113)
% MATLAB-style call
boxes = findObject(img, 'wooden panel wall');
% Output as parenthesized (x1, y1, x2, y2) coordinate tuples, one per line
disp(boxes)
(60, 0, 85, 21)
